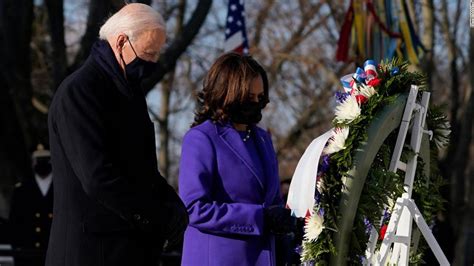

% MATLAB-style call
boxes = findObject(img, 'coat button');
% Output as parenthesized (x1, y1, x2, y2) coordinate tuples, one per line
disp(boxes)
(134, 214, 141, 221)
(48, 213, 53, 219)
(35, 227, 41, 233)
(35, 213, 41, 218)
(35, 242, 40, 248)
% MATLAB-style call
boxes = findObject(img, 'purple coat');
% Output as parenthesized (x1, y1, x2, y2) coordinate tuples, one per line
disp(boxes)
(179, 120, 282, 266)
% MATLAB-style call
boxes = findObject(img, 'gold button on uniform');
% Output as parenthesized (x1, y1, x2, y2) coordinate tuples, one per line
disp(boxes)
(35, 213, 40, 218)
(35, 227, 41, 233)
(35, 242, 40, 248)
(48, 213, 53, 219)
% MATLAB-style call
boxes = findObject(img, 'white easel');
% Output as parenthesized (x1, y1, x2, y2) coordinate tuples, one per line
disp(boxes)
(365, 85, 449, 266)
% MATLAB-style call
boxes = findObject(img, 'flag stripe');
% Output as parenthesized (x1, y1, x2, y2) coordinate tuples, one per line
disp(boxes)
(225, 0, 249, 54)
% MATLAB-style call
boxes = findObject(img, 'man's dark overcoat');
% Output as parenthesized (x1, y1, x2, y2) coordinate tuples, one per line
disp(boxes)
(46, 40, 185, 266)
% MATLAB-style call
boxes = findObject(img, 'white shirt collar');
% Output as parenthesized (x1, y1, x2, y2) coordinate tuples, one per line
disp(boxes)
(35, 174, 52, 196)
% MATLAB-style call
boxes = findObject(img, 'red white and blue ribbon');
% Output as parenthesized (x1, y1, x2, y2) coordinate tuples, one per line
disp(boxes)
(340, 74, 355, 93)
(364, 60, 378, 81)
(353, 67, 366, 83)
(340, 59, 379, 94)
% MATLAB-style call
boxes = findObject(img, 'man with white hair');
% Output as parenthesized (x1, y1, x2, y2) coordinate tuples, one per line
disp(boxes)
(46, 4, 188, 266)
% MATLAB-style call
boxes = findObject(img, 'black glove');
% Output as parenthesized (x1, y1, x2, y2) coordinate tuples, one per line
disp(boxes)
(264, 205, 296, 235)
(151, 181, 189, 248)
(162, 199, 189, 249)
(294, 217, 306, 241)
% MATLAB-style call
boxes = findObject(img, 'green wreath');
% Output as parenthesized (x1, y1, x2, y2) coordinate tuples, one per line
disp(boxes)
(300, 58, 450, 265)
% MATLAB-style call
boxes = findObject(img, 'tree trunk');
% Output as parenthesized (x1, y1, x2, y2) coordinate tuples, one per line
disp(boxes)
(438, 0, 473, 264)
(452, 24, 474, 266)
(45, 0, 67, 90)
(439, 0, 462, 231)
(158, 72, 173, 180)
(466, 26, 474, 266)
(421, 0, 434, 89)
(0, 0, 35, 217)
(156, 0, 185, 183)
(0, 0, 35, 173)
(252, 0, 275, 51)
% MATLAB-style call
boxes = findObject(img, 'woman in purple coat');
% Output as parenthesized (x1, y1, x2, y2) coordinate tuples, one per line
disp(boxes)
(179, 53, 295, 266)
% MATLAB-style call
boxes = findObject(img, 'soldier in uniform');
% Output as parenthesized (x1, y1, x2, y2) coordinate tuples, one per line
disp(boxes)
(9, 144, 53, 266)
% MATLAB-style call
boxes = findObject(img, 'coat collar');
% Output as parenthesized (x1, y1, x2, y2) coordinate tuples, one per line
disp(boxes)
(90, 40, 135, 98)
(215, 121, 277, 203)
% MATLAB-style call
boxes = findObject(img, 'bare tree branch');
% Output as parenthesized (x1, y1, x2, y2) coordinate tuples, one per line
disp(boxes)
(252, 0, 275, 49)
(69, 0, 122, 70)
(421, 0, 434, 89)
(324, 0, 347, 30)
(155, 0, 187, 180)
(276, 60, 350, 155)
(265, 3, 326, 103)
(142, 0, 212, 94)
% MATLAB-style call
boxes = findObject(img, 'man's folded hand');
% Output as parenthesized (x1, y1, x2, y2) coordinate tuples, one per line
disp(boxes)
(162, 200, 189, 248)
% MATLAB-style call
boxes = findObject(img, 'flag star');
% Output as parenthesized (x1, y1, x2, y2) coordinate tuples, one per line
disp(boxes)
(224, 0, 249, 54)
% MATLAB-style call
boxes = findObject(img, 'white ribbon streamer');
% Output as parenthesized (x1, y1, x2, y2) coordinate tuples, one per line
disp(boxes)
(286, 129, 333, 218)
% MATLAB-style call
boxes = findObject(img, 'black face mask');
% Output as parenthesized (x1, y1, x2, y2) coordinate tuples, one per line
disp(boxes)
(229, 101, 266, 125)
(121, 39, 158, 85)
(34, 158, 52, 177)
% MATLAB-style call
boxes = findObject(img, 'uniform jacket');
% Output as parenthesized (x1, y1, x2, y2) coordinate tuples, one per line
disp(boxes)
(179, 120, 282, 266)
(46, 40, 183, 266)
(9, 179, 53, 266)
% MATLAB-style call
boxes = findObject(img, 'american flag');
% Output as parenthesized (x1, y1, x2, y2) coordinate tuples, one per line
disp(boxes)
(224, 0, 249, 54)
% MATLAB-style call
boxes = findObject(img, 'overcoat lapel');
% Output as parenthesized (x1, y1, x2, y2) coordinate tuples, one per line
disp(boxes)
(253, 128, 279, 205)
(217, 124, 265, 191)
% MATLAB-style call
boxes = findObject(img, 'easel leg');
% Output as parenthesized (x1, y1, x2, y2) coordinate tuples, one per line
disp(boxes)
(407, 200, 450, 265)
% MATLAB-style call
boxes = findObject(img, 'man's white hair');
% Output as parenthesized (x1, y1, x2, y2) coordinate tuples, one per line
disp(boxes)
(99, 3, 165, 41)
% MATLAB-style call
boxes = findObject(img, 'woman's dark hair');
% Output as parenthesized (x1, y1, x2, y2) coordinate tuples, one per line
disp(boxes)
(192, 52, 269, 127)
